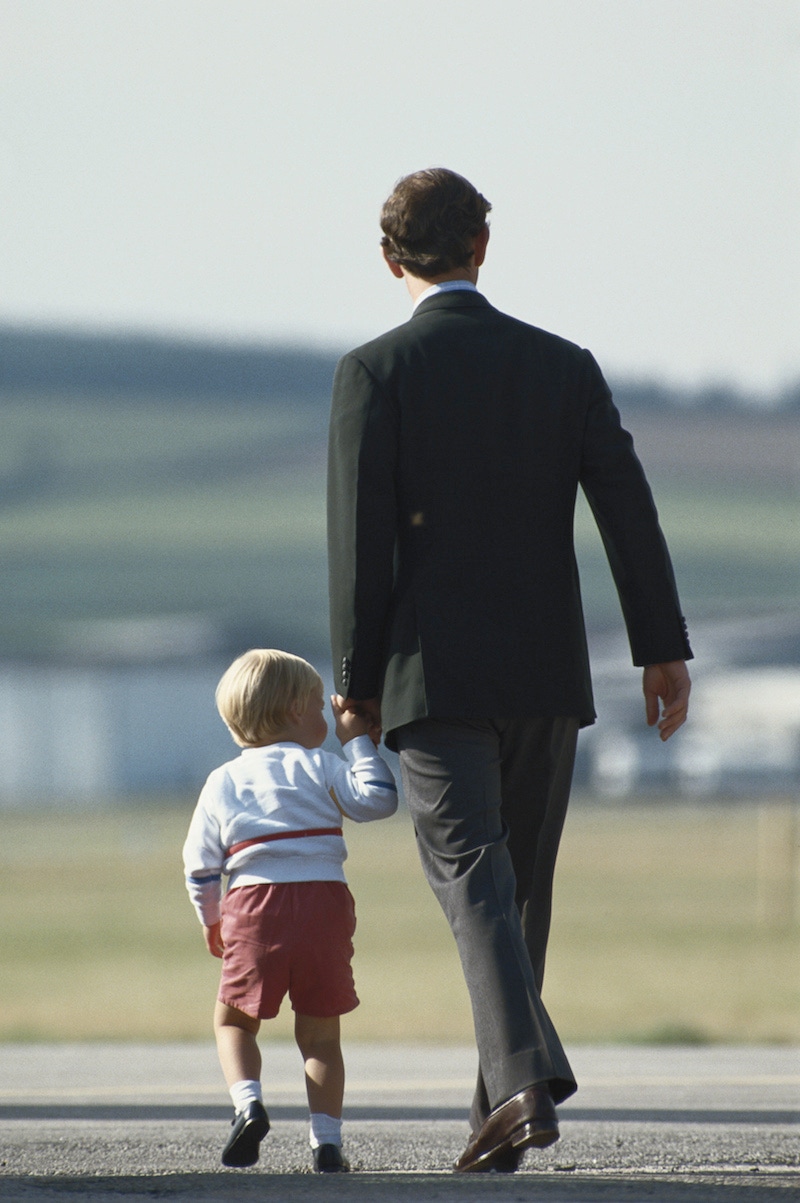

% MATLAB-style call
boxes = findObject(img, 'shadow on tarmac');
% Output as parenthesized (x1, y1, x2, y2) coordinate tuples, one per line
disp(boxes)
(1, 1170, 799, 1202)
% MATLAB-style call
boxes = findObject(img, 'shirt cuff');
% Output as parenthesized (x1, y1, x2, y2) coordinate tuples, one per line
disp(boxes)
(343, 734, 380, 762)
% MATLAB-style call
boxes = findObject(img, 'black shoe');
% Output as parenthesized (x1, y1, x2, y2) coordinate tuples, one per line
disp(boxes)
(313, 1143, 350, 1173)
(221, 1100, 270, 1167)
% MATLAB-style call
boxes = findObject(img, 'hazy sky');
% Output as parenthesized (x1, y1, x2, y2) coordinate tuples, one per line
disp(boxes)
(2, 0, 798, 392)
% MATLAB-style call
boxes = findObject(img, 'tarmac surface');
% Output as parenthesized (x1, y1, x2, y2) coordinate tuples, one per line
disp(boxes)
(0, 1043, 797, 1201)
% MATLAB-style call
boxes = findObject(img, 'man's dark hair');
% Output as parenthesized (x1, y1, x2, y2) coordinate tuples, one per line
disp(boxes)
(380, 168, 492, 278)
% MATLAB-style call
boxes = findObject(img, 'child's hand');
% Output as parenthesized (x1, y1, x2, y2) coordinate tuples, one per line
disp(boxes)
(203, 922, 224, 958)
(331, 694, 381, 746)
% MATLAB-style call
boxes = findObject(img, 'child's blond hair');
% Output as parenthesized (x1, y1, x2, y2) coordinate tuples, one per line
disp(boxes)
(215, 649, 323, 747)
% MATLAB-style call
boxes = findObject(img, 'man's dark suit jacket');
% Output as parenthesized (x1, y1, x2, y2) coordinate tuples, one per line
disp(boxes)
(328, 289, 691, 750)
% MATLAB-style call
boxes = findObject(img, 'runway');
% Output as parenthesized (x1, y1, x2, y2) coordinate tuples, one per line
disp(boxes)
(0, 1043, 797, 1200)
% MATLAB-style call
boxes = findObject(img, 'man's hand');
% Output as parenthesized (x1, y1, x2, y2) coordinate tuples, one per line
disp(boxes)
(335, 695, 382, 747)
(643, 661, 691, 741)
(203, 921, 224, 958)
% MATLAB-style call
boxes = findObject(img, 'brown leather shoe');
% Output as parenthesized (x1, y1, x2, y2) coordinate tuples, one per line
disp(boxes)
(459, 1141, 524, 1173)
(454, 1085, 559, 1173)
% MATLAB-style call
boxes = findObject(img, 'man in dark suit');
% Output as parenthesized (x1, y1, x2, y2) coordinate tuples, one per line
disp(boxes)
(327, 168, 692, 1173)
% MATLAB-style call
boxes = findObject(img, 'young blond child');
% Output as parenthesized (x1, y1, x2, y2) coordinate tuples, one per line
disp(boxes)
(182, 648, 398, 1173)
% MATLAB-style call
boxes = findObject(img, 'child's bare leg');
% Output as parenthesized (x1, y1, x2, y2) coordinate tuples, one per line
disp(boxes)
(294, 1013, 344, 1117)
(213, 1001, 269, 1167)
(214, 1000, 261, 1087)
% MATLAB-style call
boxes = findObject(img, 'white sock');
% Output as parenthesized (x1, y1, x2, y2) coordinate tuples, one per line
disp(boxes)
(309, 1112, 342, 1149)
(229, 1079, 262, 1113)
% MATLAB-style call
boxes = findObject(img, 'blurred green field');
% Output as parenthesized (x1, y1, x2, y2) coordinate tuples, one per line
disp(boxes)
(0, 801, 796, 1045)
(1, 389, 798, 658)
(0, 392, 329, 655)
(574, 483, 799, 622)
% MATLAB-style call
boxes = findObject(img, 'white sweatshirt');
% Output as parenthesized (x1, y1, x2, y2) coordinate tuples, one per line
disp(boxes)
(182, 735, 398, 925)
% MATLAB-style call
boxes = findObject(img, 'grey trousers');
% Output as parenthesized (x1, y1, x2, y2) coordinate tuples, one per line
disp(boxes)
(395, 715, 579, 1129)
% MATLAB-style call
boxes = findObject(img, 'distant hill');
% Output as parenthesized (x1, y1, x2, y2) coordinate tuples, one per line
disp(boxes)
(611, 377, 799, 413)
(1, 324, 797, 410)
(0, 325, 338, 402)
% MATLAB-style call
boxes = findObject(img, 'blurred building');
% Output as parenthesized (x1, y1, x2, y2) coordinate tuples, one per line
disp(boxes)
(0, 615, 324, 804)
(0, 612, 797, 805)
(579, 612, 800, 798)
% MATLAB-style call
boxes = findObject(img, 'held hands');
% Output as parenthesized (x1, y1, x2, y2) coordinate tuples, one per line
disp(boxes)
(643, 660, 691, 741)
(331, 694, 382, 747)
(203, 921, 224, 958)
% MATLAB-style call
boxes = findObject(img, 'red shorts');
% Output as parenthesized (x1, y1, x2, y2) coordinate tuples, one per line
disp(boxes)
(218, 881, 359, 1020)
